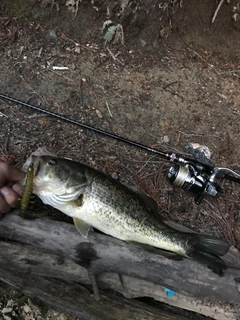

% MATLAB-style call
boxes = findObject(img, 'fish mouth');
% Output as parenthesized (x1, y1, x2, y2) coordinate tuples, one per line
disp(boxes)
(29, 155, 42, 178)
(22, 147, 58, 175)
(25, 156, 48, 195)
(22, 155, 42, 175)
(25, 155, 59, 199)
(27, 155, 84, 206)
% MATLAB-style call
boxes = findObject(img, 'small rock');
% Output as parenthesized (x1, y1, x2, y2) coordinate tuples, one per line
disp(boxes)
(163, 135, 170, 143)
(139, 39, 147, 47)
(48, 29, 57, 38)
(75, 46, 81, 54)
(2, 307, 12, 314)
(111, 172, 119, 180)
(96, 109, 103, 118)
(59, 314, 68, 320)
(6, 300, 14, 308)
(23, 304, 31, 314)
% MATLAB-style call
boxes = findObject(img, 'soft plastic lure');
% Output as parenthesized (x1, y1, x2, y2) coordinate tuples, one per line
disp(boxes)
(21, 162, 34, 214)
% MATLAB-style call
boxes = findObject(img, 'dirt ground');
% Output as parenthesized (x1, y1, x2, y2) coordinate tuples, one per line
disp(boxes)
(0, 0, 240, 319)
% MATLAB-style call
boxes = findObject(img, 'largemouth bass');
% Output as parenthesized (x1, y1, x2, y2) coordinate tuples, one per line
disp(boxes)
(30, 155, 230, 273)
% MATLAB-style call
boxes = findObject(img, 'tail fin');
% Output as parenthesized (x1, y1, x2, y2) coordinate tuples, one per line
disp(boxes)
(187, 235, 230, 276)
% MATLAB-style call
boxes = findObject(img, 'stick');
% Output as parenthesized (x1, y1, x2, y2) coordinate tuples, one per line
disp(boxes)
(212, 0, 225, 23)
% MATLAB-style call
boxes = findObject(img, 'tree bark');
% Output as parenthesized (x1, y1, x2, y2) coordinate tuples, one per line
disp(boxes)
(0, 212, 240, 319)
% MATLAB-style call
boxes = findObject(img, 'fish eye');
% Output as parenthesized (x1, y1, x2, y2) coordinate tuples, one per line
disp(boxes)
(48, 158, 57, 166)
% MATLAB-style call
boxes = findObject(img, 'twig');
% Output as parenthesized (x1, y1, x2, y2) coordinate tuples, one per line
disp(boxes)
(4, 134, 10, 153)
(28, 114, 50, 119)
(162, 81, 179, 90)
(88, 271, 101, 301)
(0, 111, 8, 117)
(74, 0, 80, 19)
(106, 46, 125, 66)
(81, 78, 99, 107)
(187, 47, 215, 69)
(136, 155, 158, 175)
(177, 130, 223, 140)
(50, 70, 74, 82)
(218, 69, 240, 75)
(212, 0, 225, 23)
(105, 102, 113, 118)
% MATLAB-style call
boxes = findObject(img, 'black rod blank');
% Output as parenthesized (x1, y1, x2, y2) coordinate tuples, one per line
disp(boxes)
(1, 93, 240, 184)
(0, 93, 166, 157)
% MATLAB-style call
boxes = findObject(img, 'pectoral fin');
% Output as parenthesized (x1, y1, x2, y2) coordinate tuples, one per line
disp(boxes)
(73, 217, 92, 238)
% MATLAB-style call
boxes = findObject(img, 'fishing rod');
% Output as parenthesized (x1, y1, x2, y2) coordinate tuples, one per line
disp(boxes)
(0, 93, 240, 204)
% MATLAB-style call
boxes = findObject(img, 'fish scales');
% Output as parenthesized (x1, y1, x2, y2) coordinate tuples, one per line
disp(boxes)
(28, 155, 230, 274)
(49, 166, 194, 254)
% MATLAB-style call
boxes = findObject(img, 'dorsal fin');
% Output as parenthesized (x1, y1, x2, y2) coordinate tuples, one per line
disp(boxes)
(136, 193, 159, 214)
(163, 220, 199, 233)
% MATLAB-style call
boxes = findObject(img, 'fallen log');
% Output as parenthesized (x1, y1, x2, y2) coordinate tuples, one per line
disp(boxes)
(0, 241, 197, 320)
(0, 212, 240, 319)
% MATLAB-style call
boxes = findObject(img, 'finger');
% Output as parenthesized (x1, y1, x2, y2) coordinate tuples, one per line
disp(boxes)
(0, 194, 12, 214)
(0, 162, 25, 186)
(12, 183, 24, 196)
(0, 186, 21, 209)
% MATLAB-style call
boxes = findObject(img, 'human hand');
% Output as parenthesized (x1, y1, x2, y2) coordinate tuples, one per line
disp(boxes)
(0, 162, 25, 215)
